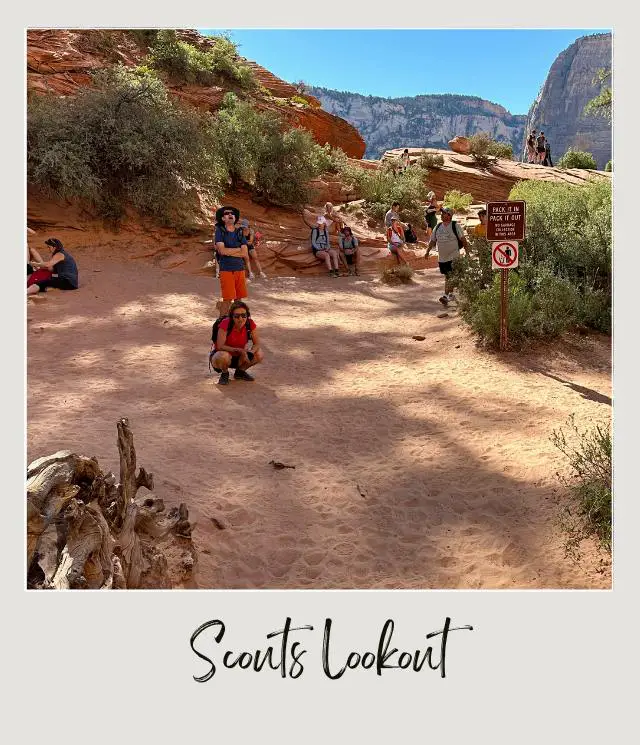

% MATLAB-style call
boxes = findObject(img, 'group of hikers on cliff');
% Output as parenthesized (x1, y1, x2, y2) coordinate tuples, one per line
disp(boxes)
(526, 130, 553, 166)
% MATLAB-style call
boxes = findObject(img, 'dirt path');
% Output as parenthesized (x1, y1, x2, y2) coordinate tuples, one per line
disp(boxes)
(27, 254, 612, 588)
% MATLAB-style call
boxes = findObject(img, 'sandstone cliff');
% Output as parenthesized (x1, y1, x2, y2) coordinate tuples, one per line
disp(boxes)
(26, 29, 366, 158)
(524, 32, 612, 168)
(307, 87, 526, 159)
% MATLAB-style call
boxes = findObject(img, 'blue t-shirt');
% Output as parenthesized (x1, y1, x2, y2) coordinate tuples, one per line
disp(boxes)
(52, 248, 79, 288)
(215, 226, 247, 272)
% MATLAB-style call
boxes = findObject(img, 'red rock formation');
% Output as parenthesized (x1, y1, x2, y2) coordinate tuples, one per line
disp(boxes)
(26, 29, 365, 157)
(448, 136, 471, 155)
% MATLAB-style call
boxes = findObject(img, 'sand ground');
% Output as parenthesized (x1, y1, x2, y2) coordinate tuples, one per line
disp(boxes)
(27, 254, 612, 588)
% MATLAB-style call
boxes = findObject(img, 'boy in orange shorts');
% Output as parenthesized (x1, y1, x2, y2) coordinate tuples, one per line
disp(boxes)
(214, 205, 250, 316)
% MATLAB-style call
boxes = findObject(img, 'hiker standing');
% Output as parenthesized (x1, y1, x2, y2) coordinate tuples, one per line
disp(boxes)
(311, 215, 340, 277)
(536, 131, 547, 164)
(239, 218, 267, 280)
(27, 238, 79, 296)
(526, 130, 537, 164)
(401, 148, 411, 172)
(338, 226, 360, 276)
(427, 206, 469, 306)
(387, 217, 410, 266)
(425, 191, 438, 241)
(543, 141, 553, 167)
(214, 205, 250, 317)
(472, 209, 487, 238)
(210, 300, 264, 386)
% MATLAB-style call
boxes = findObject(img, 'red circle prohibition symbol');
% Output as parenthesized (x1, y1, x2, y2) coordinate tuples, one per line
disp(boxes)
(493, 241, 518, 266)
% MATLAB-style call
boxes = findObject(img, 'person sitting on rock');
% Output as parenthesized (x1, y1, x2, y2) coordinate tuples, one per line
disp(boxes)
(386, 217, 409, 266)
(239, 219, 267, 280)
(338, 226, 360, 276)
(214, 205, 251, 316)
(385, 202, 402, 229)
(27, 238, 79, 296)
(210, 300, 264, 386)
(311, 215, 340, 277)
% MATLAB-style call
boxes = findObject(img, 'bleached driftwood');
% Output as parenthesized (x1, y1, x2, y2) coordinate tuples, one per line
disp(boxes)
(27, 418, 196, 589)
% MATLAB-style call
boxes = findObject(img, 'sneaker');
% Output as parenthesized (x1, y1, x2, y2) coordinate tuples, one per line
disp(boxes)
(447, 293, 457, 302)
(218, 371, 230, 385)
(438, 295, 449, 306)
(248, 272, 255, 280)
(329, 270, 336, 278)
(260, 272, 267, 279)
(354, 268, 360, 276)
(234, 369, 255, 382)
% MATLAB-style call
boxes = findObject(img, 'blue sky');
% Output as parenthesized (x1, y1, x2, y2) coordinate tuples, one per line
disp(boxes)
(201, 29, 610, 115)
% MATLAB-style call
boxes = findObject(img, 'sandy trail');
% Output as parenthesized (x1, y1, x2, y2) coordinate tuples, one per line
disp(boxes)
(27, 253, 612, 588)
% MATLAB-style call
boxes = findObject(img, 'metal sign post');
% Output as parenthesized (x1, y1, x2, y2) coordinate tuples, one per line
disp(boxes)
(487, 200, 526, 353)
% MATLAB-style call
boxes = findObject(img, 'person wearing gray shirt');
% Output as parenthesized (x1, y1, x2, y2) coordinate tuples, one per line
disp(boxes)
(427, 207, 469, 306)
(384, 202, 401, 228)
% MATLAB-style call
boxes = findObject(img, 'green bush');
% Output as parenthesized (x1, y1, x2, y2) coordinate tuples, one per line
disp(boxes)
(290, 95, 310, 107)
(147, 30, 255, 89)
(443, 189, 473, 212)
(27, 65, 226, 223)
(551, 415, 612, 558)
(604, 160, 612, 172)
(418, 152, 445, 169)
(453, 180, 611, 347)
(468, 131, 513, 166)
(556, 148, 597, 170)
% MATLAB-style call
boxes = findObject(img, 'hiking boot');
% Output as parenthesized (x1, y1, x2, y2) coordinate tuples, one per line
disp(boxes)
(354, 268, 360, 276)
(438, 295, 449, 306)
(234, 369, 255, 382)
(329, 270, 337, 278)
(218, 371, 230, 385)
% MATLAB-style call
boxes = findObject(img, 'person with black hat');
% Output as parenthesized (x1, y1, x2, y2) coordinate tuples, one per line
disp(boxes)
(27, 238, 79, 296)
(214, 205, 250, 316)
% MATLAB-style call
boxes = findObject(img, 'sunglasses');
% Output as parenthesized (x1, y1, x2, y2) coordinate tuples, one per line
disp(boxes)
(223, 212, 235, 217)
(232, 313, 247, 319)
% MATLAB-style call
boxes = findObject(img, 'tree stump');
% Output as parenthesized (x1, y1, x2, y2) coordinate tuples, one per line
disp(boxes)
(26, 418, 197, 589)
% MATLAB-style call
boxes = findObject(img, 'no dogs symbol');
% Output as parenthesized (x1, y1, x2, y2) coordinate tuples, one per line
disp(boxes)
(491, 241, 519, 269)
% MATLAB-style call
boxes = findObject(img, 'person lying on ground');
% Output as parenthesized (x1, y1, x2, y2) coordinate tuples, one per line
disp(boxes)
(27, 238, 78, 296)
(338, 226, 360, 276)
(239, 218, 267, 279)
(214, 205, 251, 316)
(386, 217, 410, 266)
(311, 216, 341, 277)
(427, 206, 469, 306)
(210, 301, 264, 386)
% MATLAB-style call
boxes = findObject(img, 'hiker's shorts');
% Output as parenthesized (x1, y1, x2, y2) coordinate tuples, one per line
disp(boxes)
(438, 260, 454, 275)
(212, 351, 255, 373)
(344, 253, 356, 265)
(219, 270, 247, 301)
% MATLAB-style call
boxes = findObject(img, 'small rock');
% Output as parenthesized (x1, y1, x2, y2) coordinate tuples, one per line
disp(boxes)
(412, 335, 426, 341)
(437, 312, 449, 319)
(455, 344, 460, 349)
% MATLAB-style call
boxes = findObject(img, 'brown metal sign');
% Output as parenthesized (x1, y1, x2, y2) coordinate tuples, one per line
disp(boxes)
(486, 201, 526, 241)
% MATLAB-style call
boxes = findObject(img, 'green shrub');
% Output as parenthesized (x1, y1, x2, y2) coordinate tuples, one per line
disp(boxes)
(443, 189, 473, 212)
(27, 65, 226, 223)
(454, 180, 611, 346)
(418, 152, 445, 169)
(381, 264, 415, 284)
(604, 160, 612, 172)
(147, 30, 255, 89)
(551, 415, 612, 558)
(556, 148, 597, 170)
(468, 131, 513, 166)
(290, 95, 310, 107)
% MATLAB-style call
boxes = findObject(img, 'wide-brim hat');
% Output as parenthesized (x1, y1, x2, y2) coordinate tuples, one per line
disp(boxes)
(215, 205, 240, 223)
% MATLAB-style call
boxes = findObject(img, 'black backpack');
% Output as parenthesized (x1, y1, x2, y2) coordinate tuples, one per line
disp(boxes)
(310, 227, 329, 256)
(435, 220, 465, 249)
(404, 227, 417, 243)
(208, 315, 253, 372)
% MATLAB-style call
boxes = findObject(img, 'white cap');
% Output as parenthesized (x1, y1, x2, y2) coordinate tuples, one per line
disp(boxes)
(316, 215, 327, 225)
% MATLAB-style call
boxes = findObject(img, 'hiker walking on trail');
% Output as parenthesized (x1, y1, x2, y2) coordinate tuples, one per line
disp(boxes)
(239, 219, 267, 280)
(27, 238, 79, 297)
(338, 226, 360, 276)
(425, 191, 438, 241)
(387, 217, 410, 266)
(209, 300, 264, 386)
(427, 206, 469, 306)
(401, 148, 411, 172)
(311, 215, 340, 277)
(215, 205, 250, 317)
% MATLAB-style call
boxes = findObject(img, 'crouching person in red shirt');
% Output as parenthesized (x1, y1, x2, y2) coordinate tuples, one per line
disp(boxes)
(209, 301, 264, 386)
